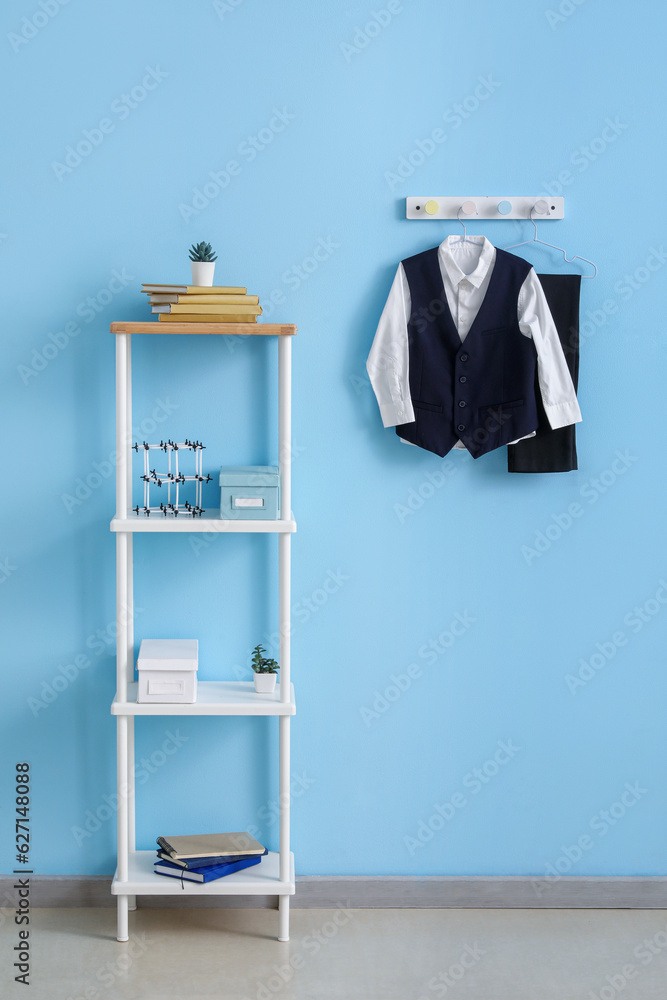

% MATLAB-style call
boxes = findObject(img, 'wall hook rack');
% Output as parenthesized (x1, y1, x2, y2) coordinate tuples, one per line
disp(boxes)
(406, 196, 564, 221)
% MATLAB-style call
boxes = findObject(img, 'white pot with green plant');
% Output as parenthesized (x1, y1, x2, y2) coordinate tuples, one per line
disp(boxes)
(251, 644, 279, 693)
(189, 241, 218, 286)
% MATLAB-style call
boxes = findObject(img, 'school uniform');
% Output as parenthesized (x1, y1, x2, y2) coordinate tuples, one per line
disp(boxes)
(367, 236, 581, 459)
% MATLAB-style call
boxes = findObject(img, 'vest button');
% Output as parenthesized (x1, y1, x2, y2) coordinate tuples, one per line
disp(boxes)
(458, 400, 466, 407)
(459, 376, 467, 383)
(460, 353, 468, 362)
(457, 424, 466, 432)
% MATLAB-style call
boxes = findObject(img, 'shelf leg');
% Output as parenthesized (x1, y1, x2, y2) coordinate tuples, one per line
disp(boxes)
(278, 334, 292, 522)
(114, 332, 134, 936)
(127, 715, 136, 912)
(278, 332, 291, 706)
(127, 716, 135, 836)
(278, 334, 292, 946)
(279, 715, 290, 881)
(278, 895, 290, 942)
(116, 715, 129, 939)
(278, 535, 290, 703)
(124, 339, 135, 913)
(116, 895, 129, 943)
(125, 333, 132, 516)
(126, 531, 135, 852)
(116, 332, 129, 520)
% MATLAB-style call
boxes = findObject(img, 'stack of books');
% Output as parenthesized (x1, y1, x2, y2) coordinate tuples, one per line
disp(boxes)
(154, 831, 267, 884)
(142, 284, 262, 324)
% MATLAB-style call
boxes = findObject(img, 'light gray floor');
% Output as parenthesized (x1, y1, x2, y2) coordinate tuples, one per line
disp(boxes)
(2, 906, 667, 1000)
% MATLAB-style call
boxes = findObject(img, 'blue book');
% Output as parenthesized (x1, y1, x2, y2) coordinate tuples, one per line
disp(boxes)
(156, 848, 268, 870)
(154, 855, 262, 883)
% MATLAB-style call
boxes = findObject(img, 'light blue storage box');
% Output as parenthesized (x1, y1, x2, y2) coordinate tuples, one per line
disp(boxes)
(219, 465, 280, 520)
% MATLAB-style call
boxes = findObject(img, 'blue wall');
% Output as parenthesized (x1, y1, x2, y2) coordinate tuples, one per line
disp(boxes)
(2, 0, 666, 879)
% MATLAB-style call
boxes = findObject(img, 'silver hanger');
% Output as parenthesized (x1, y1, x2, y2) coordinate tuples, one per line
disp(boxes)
(450, 202, 484, 246)
(504, 203, 597, 278)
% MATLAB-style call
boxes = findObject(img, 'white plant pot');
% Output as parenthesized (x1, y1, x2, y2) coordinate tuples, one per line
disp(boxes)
(190, 261, 216, 286)
(254, 672, 277, 694)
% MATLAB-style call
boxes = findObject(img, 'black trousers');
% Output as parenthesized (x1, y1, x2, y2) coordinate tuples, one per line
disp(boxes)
(508, 273, 581, 473)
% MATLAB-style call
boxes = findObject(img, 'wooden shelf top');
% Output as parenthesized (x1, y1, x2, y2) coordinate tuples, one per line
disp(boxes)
(110, 321, 296, 336)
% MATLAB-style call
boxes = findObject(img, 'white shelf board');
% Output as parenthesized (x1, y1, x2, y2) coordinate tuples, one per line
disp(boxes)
(111, 850, 295, 896)
(111, 680, 295, 716)
(110, 509, 296, 533)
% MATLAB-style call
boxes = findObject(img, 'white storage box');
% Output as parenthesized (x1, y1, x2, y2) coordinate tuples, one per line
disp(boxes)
(136, 639, 198, 703)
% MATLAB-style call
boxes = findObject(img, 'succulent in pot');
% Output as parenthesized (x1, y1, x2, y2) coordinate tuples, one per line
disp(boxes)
(189, 241, 218, 286)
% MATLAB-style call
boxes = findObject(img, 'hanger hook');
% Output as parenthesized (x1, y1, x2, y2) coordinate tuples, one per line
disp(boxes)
(456, 206, 467, 240)
(528, 205, 540, 241)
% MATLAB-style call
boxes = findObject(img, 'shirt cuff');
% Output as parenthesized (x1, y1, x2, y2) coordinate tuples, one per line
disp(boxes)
(544, 400, 582, 429)
(378, 398, 414, 428)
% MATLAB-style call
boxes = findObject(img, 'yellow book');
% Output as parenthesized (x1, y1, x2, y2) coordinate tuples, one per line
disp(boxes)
(141, 284, 247, 294)
(149, 294, 260, 305)
(158, 313, 258, 323)
(153, 303, 262, 315)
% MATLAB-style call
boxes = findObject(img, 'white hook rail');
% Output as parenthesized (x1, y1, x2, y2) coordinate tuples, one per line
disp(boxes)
(406, 196, 564, 220)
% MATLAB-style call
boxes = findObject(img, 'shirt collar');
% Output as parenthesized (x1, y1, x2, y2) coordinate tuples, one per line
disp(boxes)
(438, 235, 496, 289)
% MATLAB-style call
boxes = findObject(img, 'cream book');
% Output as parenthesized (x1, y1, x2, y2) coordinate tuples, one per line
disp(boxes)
(149, 294, 259, 305)
(156, 831, 266, 860)
(141, 284, 247, 294)
(157, 313, 257, 323)
(152, 302, 262, 315)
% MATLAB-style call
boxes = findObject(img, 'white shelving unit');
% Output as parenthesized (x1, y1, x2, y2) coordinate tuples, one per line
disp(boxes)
(109, 320, 297, 943)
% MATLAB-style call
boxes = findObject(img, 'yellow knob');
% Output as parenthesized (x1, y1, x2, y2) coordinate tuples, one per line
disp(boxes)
(424, 200, 439, 215)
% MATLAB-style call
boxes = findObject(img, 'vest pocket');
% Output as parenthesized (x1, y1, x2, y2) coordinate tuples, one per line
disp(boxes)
(483, 397, 524, 411)
(414, 399, 443, 413)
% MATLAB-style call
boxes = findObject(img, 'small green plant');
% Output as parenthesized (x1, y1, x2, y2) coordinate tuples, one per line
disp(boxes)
(188, 241, 218, 262)
(251, 644, 279, 674)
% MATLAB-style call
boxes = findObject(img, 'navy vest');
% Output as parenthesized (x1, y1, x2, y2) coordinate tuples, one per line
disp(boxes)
(398, 245, 538, 459)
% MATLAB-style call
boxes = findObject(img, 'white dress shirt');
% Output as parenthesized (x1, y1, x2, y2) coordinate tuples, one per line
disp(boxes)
(367, 236, 582, 450)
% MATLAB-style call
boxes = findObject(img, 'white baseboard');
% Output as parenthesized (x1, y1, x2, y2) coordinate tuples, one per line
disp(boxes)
(1, 875, 666, 908)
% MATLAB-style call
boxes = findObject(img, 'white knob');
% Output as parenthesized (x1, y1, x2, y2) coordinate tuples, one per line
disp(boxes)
(533, 199, 549, 215)
(460, 200, 477, 216)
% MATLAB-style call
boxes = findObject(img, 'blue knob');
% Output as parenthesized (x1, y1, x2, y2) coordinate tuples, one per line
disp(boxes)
(497, 200, 512, 216)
